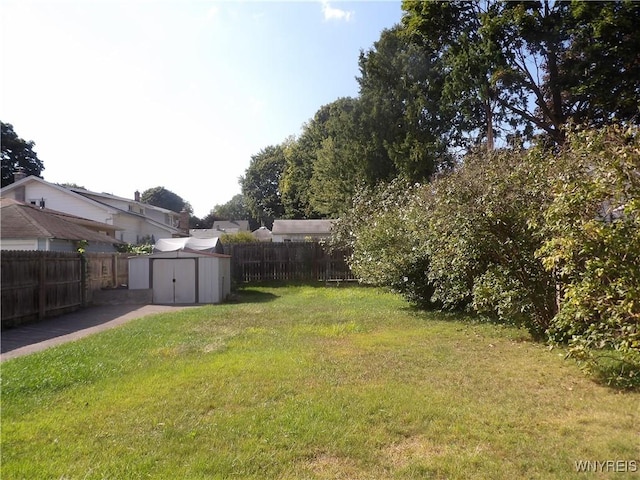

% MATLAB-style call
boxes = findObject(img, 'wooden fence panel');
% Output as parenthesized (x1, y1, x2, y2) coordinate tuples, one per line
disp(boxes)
(1, 251, 83, 328)
(1, 244, 355, 328)
(85, 253, 129, 291)
(224, 243, 355, 284)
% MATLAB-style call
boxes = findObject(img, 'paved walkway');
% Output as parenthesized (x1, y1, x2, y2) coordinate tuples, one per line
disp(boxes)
(1, 304, 197, 362)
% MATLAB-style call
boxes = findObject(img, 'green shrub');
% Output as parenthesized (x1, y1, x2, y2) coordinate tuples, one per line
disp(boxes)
(332, 179, 436, 307)
(538, 125, 640, 387)
(423, 149, 557, 338)
(338, 125, 639, 387)
(220, 231, 258, 244)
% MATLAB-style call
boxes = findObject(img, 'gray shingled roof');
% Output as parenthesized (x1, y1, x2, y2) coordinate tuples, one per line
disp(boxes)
(0, 198, 122, 244)
(271, 219, 335, 235)
(212, 220, 250, 232)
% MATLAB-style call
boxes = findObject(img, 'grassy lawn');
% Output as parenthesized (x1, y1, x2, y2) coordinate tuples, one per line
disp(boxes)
(1, 285, 638, 479)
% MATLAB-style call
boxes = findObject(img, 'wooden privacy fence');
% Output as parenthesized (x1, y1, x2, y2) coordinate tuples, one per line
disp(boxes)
(1, 251, 84, 328)
(1, 245, 354, 327)
(223, 242, 356, 284)
(1, 251, 131, 328)
(85, 253, 129, 291)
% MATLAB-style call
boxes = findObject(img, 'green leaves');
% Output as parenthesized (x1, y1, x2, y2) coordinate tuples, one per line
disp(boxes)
(537, 125, 640, 387)
(340, 125, 639, 387)
(240, 145, 287, 227)
(140, 186, 189, 214)
(1, 121, 45, 187)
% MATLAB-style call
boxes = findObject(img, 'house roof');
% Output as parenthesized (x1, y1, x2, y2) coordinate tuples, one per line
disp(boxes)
(212, 220, 250, 232)
(0, 198, 123, 244)
(69, 187, 180, 217)
(271, 219, 335, 235)
(190, 228, 226, 239)
(1, 176, 182, 233)
(1, 175, 120, 215)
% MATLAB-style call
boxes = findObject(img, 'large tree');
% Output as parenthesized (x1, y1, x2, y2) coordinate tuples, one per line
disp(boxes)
(140, 186, 190, 213)
(357, 26, 457, 174)
(281, 97, 398, 218)
(401, 0, 640, 147)
(1, 122, 45, 187)
(240, 145, 286, 228)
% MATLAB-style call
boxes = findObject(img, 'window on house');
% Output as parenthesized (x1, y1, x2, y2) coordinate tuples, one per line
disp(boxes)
(29, 198, 46, 208)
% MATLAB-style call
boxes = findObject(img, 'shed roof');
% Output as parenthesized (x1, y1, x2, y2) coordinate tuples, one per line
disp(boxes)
(131, 249, 230, 259)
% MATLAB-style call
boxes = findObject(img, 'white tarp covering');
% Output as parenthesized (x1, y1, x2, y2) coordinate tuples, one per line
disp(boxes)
(154, 236, 221, 253)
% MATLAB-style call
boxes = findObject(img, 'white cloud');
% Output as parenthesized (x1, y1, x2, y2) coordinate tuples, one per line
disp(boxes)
(320, 1, 353, 22)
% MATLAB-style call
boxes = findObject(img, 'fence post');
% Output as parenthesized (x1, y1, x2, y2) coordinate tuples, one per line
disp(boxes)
(112, 253, 117, 288)
(38, 253, 46, 319)
(80, 254, 88, 306)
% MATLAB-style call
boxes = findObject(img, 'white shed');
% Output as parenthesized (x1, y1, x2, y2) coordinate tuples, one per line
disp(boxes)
(128, 250, 231, 304)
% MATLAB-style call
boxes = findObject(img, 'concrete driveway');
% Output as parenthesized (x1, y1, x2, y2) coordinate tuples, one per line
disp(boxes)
(1, 304, 197, 362)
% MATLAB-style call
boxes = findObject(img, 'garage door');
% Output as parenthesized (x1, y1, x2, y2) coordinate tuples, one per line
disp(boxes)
(152, 259, 196, 304)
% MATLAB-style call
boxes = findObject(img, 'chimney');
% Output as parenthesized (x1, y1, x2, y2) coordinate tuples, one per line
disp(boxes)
(134, 190, 140, 202)
(179, 208, 190, 235)
(14, 167, 27, 183)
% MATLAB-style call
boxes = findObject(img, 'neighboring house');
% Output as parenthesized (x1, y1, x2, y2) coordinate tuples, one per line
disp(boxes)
(271, 219, 335, 243)
(0, 197, 123, 252)
(212, 220, 250, 234)
(190, 228, 226, 239)
(0, 175, 185, 244)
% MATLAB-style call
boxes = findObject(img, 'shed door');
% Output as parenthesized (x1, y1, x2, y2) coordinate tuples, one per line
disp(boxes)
(152, 259, 196, 304)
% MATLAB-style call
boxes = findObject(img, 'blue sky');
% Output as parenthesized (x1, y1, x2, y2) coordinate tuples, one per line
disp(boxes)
(1, 0, 404, 217)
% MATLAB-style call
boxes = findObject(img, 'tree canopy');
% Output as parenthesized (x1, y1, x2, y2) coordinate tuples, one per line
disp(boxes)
(240, 145, 287, 228)
(140, 186, 191, 213)
(240, 0, 640, 220)
(1, 122, 45, 187)
(401, 0, 640, 147)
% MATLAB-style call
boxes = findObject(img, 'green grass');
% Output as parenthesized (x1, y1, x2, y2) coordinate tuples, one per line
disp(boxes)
(2, 284, 638, 479)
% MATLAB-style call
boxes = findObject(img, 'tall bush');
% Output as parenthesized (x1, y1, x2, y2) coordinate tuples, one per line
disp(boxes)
(423, 149, 557, 338)
(332, 179, 435, 306)
(538, 126, 640, 386)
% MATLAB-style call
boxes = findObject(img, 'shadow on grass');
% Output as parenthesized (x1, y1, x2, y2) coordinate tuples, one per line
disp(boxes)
(228, 280, 368, 303)
(227, 289, 280, 304)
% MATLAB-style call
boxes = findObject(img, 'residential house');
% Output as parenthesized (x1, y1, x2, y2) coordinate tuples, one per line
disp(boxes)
(190, 220, 250, 239)
(0, 175, 185, 244)
(190, 228, 226, 239)
(212, 220, 250, 234)
(0, 197, 122, 252)
(271, 219, 335, 242)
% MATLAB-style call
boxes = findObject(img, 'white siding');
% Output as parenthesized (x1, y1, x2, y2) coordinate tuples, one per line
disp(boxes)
(19, 183, 115, 225)
(220, 257, 231, 302)
(198, 257, 218, 303)
(128, 253, 230, 304)
(0, 239, 39, 250)
(128, 256, 150, 289)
